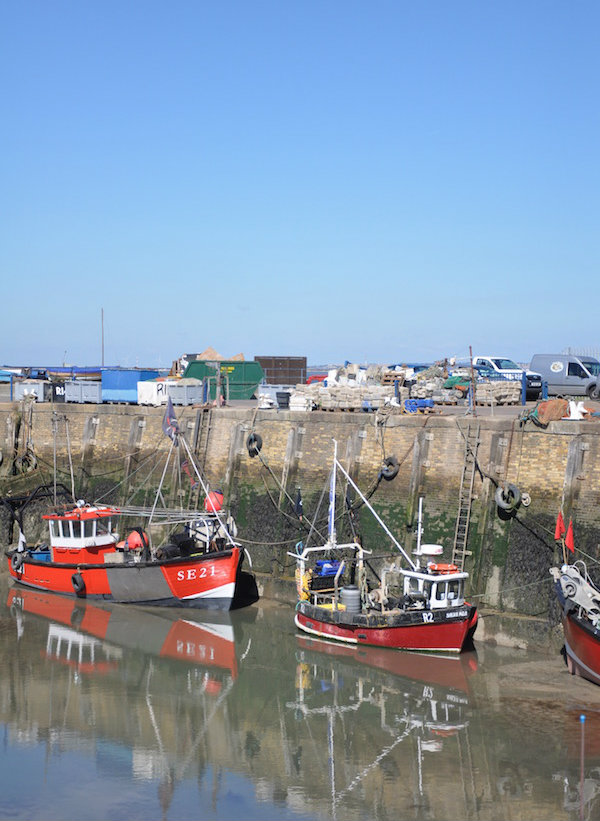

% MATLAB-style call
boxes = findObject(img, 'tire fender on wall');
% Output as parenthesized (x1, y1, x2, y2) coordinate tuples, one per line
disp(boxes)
(495, 482, 522, 511)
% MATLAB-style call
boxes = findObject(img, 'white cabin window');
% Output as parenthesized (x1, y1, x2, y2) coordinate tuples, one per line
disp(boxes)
(433, 583, 447, 602)
(407, 577, 421, 594)
(97, 518, 111, 535)
(83, 520, 95, 538)
(72, 521, 83, 539)
(49, 522, 56, 539)
(59, 521, 71, 538)
(447, 580, 462, 600)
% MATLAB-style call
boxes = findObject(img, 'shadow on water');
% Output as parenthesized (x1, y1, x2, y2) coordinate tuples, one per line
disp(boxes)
(0, 573, 599, 820)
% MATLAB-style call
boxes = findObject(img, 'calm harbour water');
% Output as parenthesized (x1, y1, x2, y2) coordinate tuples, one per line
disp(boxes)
(1, 574, 599, 821)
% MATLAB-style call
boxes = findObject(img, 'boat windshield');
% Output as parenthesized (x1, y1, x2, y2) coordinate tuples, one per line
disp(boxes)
(433, 579, 463, 603)
(97, 519, 112, 535)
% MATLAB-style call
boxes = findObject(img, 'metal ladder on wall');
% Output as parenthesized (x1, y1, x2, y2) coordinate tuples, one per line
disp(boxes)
(451, 422, 480, 571)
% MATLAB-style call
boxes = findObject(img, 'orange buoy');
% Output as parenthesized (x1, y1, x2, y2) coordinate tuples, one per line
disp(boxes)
(125, 529, 149, 550)
(204, 490, 224, 512)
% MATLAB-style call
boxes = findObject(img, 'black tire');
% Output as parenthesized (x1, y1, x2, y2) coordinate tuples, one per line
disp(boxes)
(155, 544, 180, 560)
(495, 482, 522, 511)
(380, 455, 399, 481)
(71, 573, 86, 598)
(11, 552, 24, 573)
(247, 432, 263, 457)
(496, 505, 514, 522)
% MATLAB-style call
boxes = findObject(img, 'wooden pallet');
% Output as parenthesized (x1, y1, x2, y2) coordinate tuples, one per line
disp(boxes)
(381, 373, 405, 385)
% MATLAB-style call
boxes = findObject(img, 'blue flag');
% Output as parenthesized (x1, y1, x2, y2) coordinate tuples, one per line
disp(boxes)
(162, 397, 180, 441)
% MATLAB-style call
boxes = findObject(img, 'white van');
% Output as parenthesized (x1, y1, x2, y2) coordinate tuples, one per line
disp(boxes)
(529, 354, 600, 398)
(471, 356, 543, 401)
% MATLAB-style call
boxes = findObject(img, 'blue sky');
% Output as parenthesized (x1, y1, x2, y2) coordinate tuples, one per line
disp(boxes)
(2, 1, 598, 368)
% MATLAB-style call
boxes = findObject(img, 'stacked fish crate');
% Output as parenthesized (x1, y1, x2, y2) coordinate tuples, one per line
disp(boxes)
(288, 384, 409, 412)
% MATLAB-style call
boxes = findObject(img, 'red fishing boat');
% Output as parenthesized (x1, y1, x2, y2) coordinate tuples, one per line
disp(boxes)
(5, 400, 257, 611)
(290, 442, 478, 654)
(551, 561, 600, 687)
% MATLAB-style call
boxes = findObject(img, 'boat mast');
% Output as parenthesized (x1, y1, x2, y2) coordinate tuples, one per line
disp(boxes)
(328, 439, 337, 547)
(333, 442, 416, 570)
(180, 435, 237, 548)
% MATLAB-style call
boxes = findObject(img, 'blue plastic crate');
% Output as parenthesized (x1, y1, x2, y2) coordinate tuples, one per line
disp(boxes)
(315, 559, 341, 577)
(30, 550, 51, 563)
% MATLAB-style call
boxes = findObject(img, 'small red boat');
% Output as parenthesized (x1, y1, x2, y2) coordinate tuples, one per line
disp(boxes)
(7, 503, 248, 609)
(5, 404, 257, 611)
(551, 562, 600, 687)
(290, 442, 478, 654)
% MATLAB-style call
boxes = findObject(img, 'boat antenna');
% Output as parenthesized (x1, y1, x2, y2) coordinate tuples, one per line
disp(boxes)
(416, 496, 423, 554)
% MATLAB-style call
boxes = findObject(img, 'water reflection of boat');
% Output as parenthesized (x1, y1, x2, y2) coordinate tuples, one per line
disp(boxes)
(288, 636, 476, 819)
(296, 634, 478, 693)
(3, 583, 258, 818)
(7, 586, 255, 680)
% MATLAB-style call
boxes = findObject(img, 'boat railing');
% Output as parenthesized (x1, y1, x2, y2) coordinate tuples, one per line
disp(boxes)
(289, 542, 370, 607)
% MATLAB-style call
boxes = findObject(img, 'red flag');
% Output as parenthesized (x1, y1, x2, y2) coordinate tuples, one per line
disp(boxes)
(554, 511, 566, 541)
(565, 519, 575, 553)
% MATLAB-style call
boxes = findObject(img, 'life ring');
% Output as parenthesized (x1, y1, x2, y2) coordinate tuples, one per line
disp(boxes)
(495, 483, 521, 511)
(247, 432, 263, 457)
(11, 552, 24, 573)
(71, 573, 86, 597)
(380, 455, 399, 481)
(428, 562, 459, 574)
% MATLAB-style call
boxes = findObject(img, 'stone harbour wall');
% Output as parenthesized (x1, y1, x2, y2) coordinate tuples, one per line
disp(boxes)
(1, 400, 599, 645)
